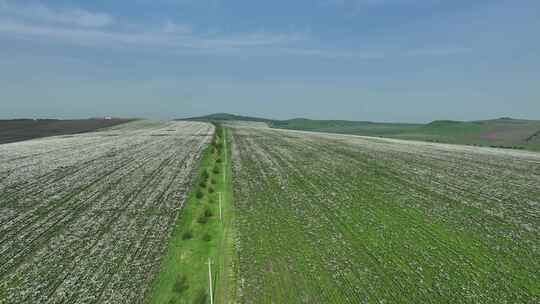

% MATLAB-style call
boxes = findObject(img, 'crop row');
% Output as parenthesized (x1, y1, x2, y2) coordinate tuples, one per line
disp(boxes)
(230, 126, 540, 303)
(0, 120, 213, 304)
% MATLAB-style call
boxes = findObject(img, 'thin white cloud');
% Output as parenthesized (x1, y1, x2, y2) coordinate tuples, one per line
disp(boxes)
(0, 0, 113, 28)
(320, 0, 435, 8)
(275, 46, 469, 59)
(0, 1, 468, 59)
(320, 0, 385, 7)
(162, 20, 192, 35)
(274, 47, 386, 59)
(406, 47, 472, 56)
(0, 19, 469, 59)
(0, 20, 307, 51)
(0, 1, 306, 50)
(133, 0, 221, 9)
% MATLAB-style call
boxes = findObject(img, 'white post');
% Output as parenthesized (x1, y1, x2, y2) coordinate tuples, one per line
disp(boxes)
(219, 192, 223, 222)
(223, 129, 227, 183)
(208, 258, 214, 304)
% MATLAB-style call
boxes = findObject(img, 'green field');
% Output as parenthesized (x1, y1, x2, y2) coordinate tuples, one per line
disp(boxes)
(229, 126, 540, 303)
(146, 124, 235, 304)
(272, 118, 421, 136)
(391, 119, 540, 150)
(184, 113, 540, 151)
(274, 118, 540, 151)
(2, 118, 539, 304)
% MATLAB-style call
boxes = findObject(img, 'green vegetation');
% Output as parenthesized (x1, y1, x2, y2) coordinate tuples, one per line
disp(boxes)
(183, 113, 540, 151)
(273, 118, 540, 151)
(182, 230, 193, 240)
(230, 126, 540, 303)
(202, 233, 212, 242)
(195, 190, 204, 199)
(193, 290, 208, 304)
(172, 275, 189, 294)
(3, 116, 539, 303)
(390, 118, 540, 150)
(272, 117, 421, 135)
(184, 112, 273, 124)
(146, 124, 235, 304)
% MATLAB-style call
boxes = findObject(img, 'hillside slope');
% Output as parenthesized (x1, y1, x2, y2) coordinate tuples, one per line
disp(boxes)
(392, 118, 540, 150)
(181, 114, 540, 151)
(271, 118, 422, 136)
(183, 113, 272, 123)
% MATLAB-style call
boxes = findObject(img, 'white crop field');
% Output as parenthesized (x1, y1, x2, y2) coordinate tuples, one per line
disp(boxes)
(0, 120, 213, 304)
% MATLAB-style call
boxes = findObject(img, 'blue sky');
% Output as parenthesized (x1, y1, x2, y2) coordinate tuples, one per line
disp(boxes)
(0, 0, 538, 122)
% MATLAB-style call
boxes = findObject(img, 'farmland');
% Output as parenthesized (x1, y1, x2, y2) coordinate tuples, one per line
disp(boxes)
(0, 118, 133, 145)
(271, 117, 540, 151)
(186, 113, 540, 151)
(0, 120, 213, 303)
(1, 117, 539, 303)
(146, 124, 236, 304)
(230, 126, 540, 303)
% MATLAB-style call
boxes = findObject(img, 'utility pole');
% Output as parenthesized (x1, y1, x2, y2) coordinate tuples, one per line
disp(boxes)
(208, 258, 214, 304)
(223, 129, 227, 184)
(219, 192, 223, 222)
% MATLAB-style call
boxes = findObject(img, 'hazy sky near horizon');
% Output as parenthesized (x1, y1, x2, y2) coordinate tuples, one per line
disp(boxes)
(0, 0, 539, 122)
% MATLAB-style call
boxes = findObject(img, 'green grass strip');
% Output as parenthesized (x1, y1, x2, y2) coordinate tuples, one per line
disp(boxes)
(146, 123, 235, 304)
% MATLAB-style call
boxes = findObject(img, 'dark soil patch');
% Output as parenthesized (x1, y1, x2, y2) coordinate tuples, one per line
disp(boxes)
(0, 118, 133, 144)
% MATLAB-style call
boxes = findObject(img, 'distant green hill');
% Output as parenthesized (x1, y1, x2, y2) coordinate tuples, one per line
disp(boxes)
(271, 118, 422, 136)
(179, 114, 540, 151)
(183, 113, 272, 123)
(392, 118, 540, 150)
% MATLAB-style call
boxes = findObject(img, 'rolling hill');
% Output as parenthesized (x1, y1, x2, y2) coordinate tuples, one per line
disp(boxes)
(181, 114, 540, 151)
